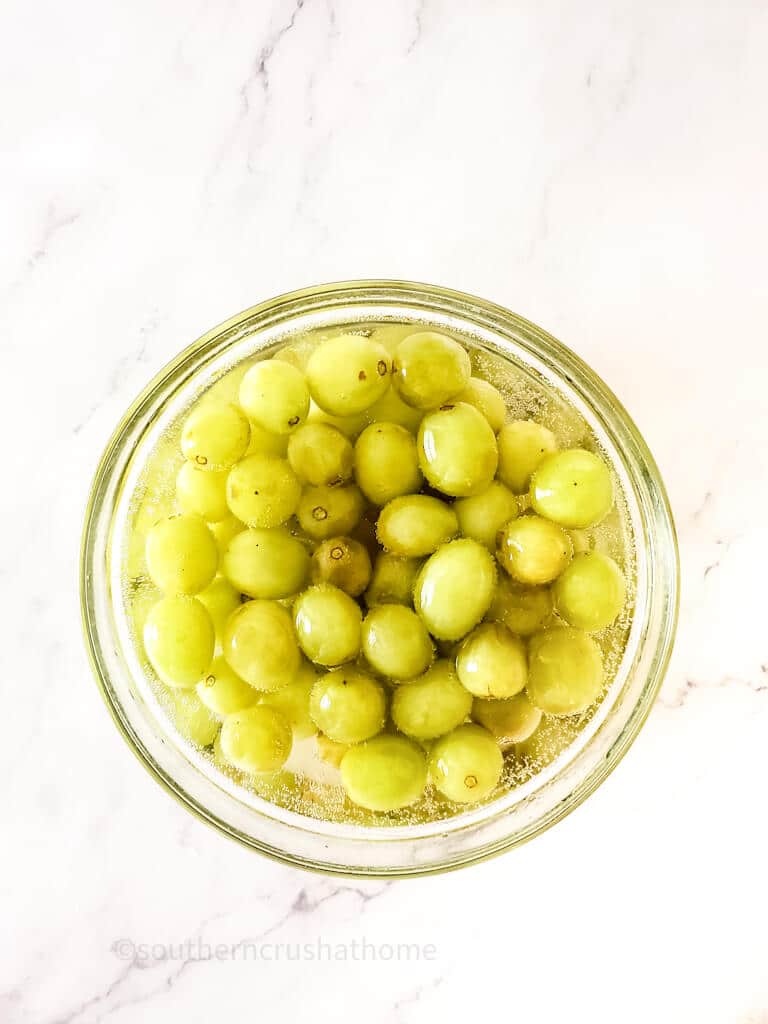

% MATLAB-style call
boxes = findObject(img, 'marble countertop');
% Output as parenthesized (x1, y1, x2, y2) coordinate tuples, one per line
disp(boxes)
(3, 1, 767, 1021)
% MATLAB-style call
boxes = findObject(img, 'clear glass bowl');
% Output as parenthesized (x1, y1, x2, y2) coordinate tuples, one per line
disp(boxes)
(80, 280, 678, 877)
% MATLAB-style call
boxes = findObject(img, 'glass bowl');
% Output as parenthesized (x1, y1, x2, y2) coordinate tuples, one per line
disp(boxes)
(80, 280, 678, 877)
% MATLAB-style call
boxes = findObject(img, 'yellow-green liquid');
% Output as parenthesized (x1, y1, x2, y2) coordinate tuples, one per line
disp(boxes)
(124, 322, 635, 826)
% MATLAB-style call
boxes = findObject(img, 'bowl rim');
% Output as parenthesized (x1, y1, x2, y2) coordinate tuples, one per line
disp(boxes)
(80, 278, 679, 877)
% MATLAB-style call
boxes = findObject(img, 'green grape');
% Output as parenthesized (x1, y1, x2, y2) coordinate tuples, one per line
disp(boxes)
(472, 693, 542, 746)
(364, 552, 422, 607)
(553, 552, 627, 630)
(413, 539, 496, 641)
(296, 484, 364, 541)
(307, 399, 369, 439)
(456, 622, 528, 698)
(196, 576, 242, 639)
(219, 705, 293, 773)
(170, 689, 220, 746)
(309, 668, 386, 743)
(316, 733, 350, 768)
(244, 420, 289, 457)
(497, 420, 558, 494)
(454, 481, 518, 550)
(454, 377, 506, 433)
(485, 576, 553, 636)
(354, 422, 423, 505)
(496, 515, 573, 585)
(417, 403, 498, 497)
(364, 385, 424, 433)
(361, 604, 434, 681)
(260, 662, 318, 738)
(391, 660, 472, 740)
(144, 596, 215, 687)
(223, 600, 301, 691)
(175, 462, 230, 522)
(287, 423, 354, 486)
(226, 454, 301, 528)
(209, 516, 246, 558)
(530, 449, 614, 528)
(306, 334, 391, 415)
(239, 359, 310, 434)
(515, 713, 581, 767)
(196, 656, 259, 716)
(310, 537, 372, 597)
(222, 527, 309, 599)
(527, 627, 604, 715)
(293, 583, 362, 666)
(428, 724, 503, 803)
(181, 401, 250, 470)
(145, 515, 218, 594)
(340, 735, 426, 811)
(391, 332, 470, 409)
(376, 495, 458, 557)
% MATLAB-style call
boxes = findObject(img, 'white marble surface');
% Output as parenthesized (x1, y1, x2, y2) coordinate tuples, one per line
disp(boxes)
(2, 1, 768, 1021)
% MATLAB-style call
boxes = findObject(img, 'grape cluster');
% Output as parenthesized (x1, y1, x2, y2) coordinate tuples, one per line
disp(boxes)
(135, 329, 627, 816)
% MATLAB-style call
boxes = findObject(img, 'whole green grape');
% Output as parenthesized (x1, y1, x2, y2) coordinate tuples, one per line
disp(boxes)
(293, 583, 362, 666)
(196, 576, 242, 640)
(176, 463, 230, 522)
(496, 515, 573, 585)
(428, 724, 503, 803)
(530, 449, 614, 528)
(296, 484, 364, 541)
(171, 689, 220, 746)
(456, 622, 528, 698)
(223, 600, 301, 691)
(354, 422, 423, 505)
(391, 332, 471, 409)
(417, 403, 498, 497)
(454, 377, 506, 433)
(287, 423, 354, 486)
(310, 537, 372, 597)
(260, 662, 318, 738)
(413, 539, 496, 640)
(239, 359, 310, 434)
(364, 552, 422, 607)
(376, 495, 458, 557)
(222, 527, 309, 599)
(244, 419, 290, 458)
(454, 481, 518, 550)
(306, 334, 391, 415)
(307, 399, 369, 439)
(226, 454, 301, 528)
(485, 576, 553, 636)
(527, 627, 604, 715)
(181, 401, 250, 470)
(364, 385, 424, 433)
(144, 596, 215, 687)
(209, 516, 246, 558)
(553, 552, 627, 630)
(340, 735, 427, 811)
(309, 668, 386, 743)
(497, 420, 557, 494)
(145, 515, 218, 594)
(219, 705, 293, 773)
(196, 656, 259, 716)
(361, 604, 434, 680)
(472, 693, 542, 746)
(391, 660, 472, 740)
